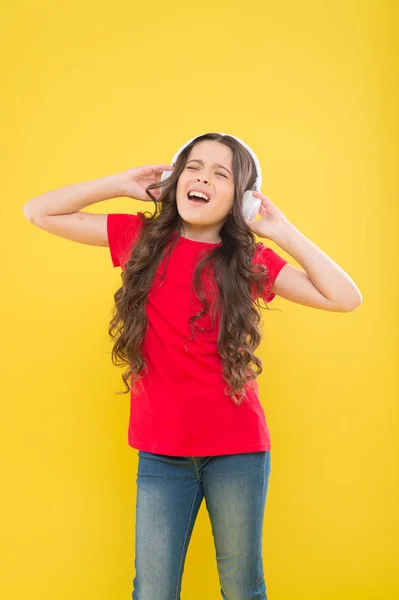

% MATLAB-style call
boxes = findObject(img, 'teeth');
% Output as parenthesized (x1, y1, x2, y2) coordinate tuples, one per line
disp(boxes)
(188, 191, 209, 201)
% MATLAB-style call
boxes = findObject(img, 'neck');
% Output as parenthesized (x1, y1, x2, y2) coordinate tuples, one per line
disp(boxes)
(179, 223, 222, 244)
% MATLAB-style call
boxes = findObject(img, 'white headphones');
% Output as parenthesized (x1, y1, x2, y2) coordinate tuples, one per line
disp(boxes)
(160, 132, 262, 222)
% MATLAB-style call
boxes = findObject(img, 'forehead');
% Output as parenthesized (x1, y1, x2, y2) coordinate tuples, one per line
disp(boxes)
(187, 140, 233, 165)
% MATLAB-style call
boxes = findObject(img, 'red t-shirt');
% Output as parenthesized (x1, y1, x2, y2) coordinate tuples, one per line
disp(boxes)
(107, 212, 288, 456)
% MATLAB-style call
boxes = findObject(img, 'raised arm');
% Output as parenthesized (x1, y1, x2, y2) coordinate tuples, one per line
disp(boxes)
(23, 164, 173, 247)
(23, 173, 126, 247)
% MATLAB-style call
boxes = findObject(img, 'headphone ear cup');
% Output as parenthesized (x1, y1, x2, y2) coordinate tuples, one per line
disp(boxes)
(242, 190, 261, 221)
(161, 169, 172, 183)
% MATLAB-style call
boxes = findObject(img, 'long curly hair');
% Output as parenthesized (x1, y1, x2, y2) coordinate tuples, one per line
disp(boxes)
(108, 133, 280, 406)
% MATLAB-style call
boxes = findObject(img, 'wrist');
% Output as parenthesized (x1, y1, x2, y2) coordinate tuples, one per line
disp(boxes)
(270, 219, 297, 244)
(105, 172, 130, 198)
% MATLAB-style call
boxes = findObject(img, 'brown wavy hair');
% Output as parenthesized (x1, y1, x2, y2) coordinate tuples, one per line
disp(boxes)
(108, 133, 281, 406)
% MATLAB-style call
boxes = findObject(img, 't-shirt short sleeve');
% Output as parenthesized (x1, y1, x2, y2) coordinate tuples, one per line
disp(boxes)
(255, 241, 289, 303)
(107, 212, 144, 268)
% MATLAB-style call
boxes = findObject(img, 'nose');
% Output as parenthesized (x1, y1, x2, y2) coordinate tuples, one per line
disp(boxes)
(196, 175, 209, 184)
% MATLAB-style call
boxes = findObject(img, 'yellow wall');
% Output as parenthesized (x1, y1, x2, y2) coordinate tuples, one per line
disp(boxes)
(1, 1, 397, 599)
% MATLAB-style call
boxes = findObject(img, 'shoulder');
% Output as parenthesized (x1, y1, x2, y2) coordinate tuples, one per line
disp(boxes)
(254, 240, 289, 282)
(254, 241, 287, 267)
(107, 212, 145, 268)
(107, 212, 144, 238)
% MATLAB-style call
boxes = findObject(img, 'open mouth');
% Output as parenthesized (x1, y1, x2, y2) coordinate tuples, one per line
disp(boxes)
(187, 193, 210, 206)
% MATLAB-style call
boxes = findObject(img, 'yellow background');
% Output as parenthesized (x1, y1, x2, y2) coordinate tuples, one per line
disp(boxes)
(1, 1, 398, 598)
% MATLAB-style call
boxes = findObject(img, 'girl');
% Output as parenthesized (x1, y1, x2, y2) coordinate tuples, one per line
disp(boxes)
(24, 132, 362, 599)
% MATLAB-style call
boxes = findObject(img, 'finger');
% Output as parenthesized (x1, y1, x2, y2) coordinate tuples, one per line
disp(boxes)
(152, 164, 174, 172)
(253, 190, 269, 202)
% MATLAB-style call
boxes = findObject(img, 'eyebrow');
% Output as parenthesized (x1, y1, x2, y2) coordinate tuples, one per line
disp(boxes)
(187, 159, 232, 176)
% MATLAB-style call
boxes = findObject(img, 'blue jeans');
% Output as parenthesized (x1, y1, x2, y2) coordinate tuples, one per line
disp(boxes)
(132, 450, 272, 599)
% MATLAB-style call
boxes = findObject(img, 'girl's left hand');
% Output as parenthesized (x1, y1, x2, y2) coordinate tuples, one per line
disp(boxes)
(245, 190, 290, 240)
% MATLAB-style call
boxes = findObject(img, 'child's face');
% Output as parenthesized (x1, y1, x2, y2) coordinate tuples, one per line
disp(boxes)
(176, 140, 235, 232)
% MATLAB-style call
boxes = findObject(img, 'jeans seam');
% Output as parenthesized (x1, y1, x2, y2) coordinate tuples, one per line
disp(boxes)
(174, 481, 202, 600)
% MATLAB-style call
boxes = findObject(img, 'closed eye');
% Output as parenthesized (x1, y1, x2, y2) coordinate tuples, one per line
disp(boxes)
(186, 166, 227, 178)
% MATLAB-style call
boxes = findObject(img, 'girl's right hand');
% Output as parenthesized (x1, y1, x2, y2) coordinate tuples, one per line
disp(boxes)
(118, 164, 174, 202)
